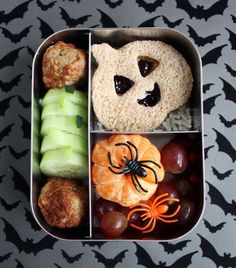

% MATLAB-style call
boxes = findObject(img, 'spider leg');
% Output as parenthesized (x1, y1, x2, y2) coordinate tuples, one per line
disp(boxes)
(139, 160, 161, 168)
(143, 218, 156, 233)
(130, 217, 154, 232)
(107, 152, 127, 170)
(115, 142, 134, 161)
(158, 205, 181, 219)
(133, 173, 148, 193)
(130, 173, 140, 193)
(127, 141, 138, 161)
(108, 167, 128, 174)
(140, 164, 158, 184)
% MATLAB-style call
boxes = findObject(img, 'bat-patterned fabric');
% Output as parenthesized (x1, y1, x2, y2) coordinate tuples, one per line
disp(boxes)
(0, 0, 235, 267)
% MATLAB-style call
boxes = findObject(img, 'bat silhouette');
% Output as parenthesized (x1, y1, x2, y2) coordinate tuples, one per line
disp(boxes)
(0, 25, 32, 44)
(10, 166, 30, 201)
(226, 28, 236, 50)
(198, 234, 236, 268)
(203, 83, 214, 94)
(62, 0, 81, 2)
(37, 17, 54, 39)
(0, 0, 32, 25)
(26, 46, 35, 57)
(203, 219, 226, 233)
(8, 146, 29, 159)
(187, 25, 219, 47)
(203, 94, 221, 115)
(0, 197, 20, 211)
(212, 166, 233, 181)
(159, 240, 191, 254)
(92, 249, 127, 268)
(15, 259, 24, 268)
(54, 264, 61, 268)
(59, 7, 91, 27)
(225, 63, 236, 77)
(1, 218, 57, 255)
(17, 95, 31, 108)
(61, 249, 83, 264)
(176, 0, 228, 21)
(82, 241, 106, 248)
(0, 146, 7, 159)
(24, 207, 41, 231)
(202, 45, 227, 66)
(138, 16, 160, 27)
(207, 181, 236, 216)
(0, 74, 23, 93)
(36, 0, 56, 11)
(134, 242, 197, 268)
(220, 77, 236, 103)
(219, 114, 236, 128)
(0, 174, 6, 183)
(213, 128, 236, 162)
(136, 0, 165, 13)
(0, 47, 24, 69)
(19, 115, 30, 140)
(97, 9, 117, 28)
(204, 145, 214, 159)
(104, 0, 123, 8)
(0, 96, 16, 116)
(0, 252, 12, 263)
(0, 124, 14, 142)
(161, 16, 183, 28)
(231, 14, 236, 23)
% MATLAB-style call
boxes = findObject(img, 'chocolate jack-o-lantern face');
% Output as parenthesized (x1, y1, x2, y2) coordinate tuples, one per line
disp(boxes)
(92, 41, 193, 131)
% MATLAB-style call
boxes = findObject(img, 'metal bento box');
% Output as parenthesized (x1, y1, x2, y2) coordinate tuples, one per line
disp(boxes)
(31, 28, 204, 240)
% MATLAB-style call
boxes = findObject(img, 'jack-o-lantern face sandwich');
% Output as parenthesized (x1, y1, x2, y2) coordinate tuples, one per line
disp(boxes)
(92, 134, 165, 207)
(92, 41, 193, 131)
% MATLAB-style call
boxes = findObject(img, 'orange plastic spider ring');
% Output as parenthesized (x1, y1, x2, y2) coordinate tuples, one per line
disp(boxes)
(127, 193, 181, 233)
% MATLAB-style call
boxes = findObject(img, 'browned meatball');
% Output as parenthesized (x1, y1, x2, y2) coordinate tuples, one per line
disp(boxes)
(38, 177, 88, 228)
(42, 41, 87, 89)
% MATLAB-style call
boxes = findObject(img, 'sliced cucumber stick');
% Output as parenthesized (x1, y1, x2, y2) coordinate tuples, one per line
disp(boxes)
(42, 87, 88, 107)
(41, 99, 88, 123)
(41, 129, 88, 156)
(40, 146, 88, 179)
(41, 115, 87, 138)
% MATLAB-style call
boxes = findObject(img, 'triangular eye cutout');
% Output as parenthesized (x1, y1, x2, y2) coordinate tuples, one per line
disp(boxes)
(114, 75, 134, 95)
(138, 56, 159, 77)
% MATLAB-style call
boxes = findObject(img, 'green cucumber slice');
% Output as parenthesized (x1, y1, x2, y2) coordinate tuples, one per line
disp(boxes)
(33, 152, 40, 175)
(40, 146, 88, 179)
(41, 99, 88, 123)
(41, 129, 88, 156)
(42, 87, 88, 107)
(41, 115, 87, 138)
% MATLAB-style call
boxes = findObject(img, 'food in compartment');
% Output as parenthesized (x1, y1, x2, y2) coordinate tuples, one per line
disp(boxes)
(39, 86, 88, 179)
(38, 177, 88, 228)
(92, 134, 202, 237)
(91, 41, 193, 131)
(92, 134, 165, 207)
(42, 41, 87, 89)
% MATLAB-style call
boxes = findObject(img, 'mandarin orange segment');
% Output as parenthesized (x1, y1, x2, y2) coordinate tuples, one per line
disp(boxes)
(92, 134, 165, 206)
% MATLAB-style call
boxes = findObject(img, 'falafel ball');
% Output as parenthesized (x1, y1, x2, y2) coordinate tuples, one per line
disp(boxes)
(38, 177, 88, 228)
(42, 41, 87, 89)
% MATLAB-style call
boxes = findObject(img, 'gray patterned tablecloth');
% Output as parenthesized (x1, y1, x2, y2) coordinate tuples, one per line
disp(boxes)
(0, 0, 235, 267)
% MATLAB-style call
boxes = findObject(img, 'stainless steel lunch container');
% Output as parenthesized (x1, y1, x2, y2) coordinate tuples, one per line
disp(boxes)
(31, 28, 204, 240)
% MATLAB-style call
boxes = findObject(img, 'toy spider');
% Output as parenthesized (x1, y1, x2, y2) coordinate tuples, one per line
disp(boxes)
(107, 141, 162, 193)
(127, 193, 181, 233)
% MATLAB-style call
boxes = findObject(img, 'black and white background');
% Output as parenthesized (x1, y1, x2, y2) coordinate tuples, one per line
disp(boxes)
(0, 0, 236, 267)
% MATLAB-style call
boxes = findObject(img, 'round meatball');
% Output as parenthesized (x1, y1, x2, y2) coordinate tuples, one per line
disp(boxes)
(38, 177, 88, 228)
(42, 41, 87, 89)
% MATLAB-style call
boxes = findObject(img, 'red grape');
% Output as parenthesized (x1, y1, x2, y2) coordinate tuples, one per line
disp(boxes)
(154, 182, 179, 205)
(161, 141, 188, 174)
(100, 211, 128, 237)
(176, 199, 196, 225)
(94, 198, 119, 219)
(175, 179, 193, 198)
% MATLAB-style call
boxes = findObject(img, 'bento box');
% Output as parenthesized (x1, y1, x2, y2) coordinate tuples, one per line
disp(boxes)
(30, 28, 204, 241)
